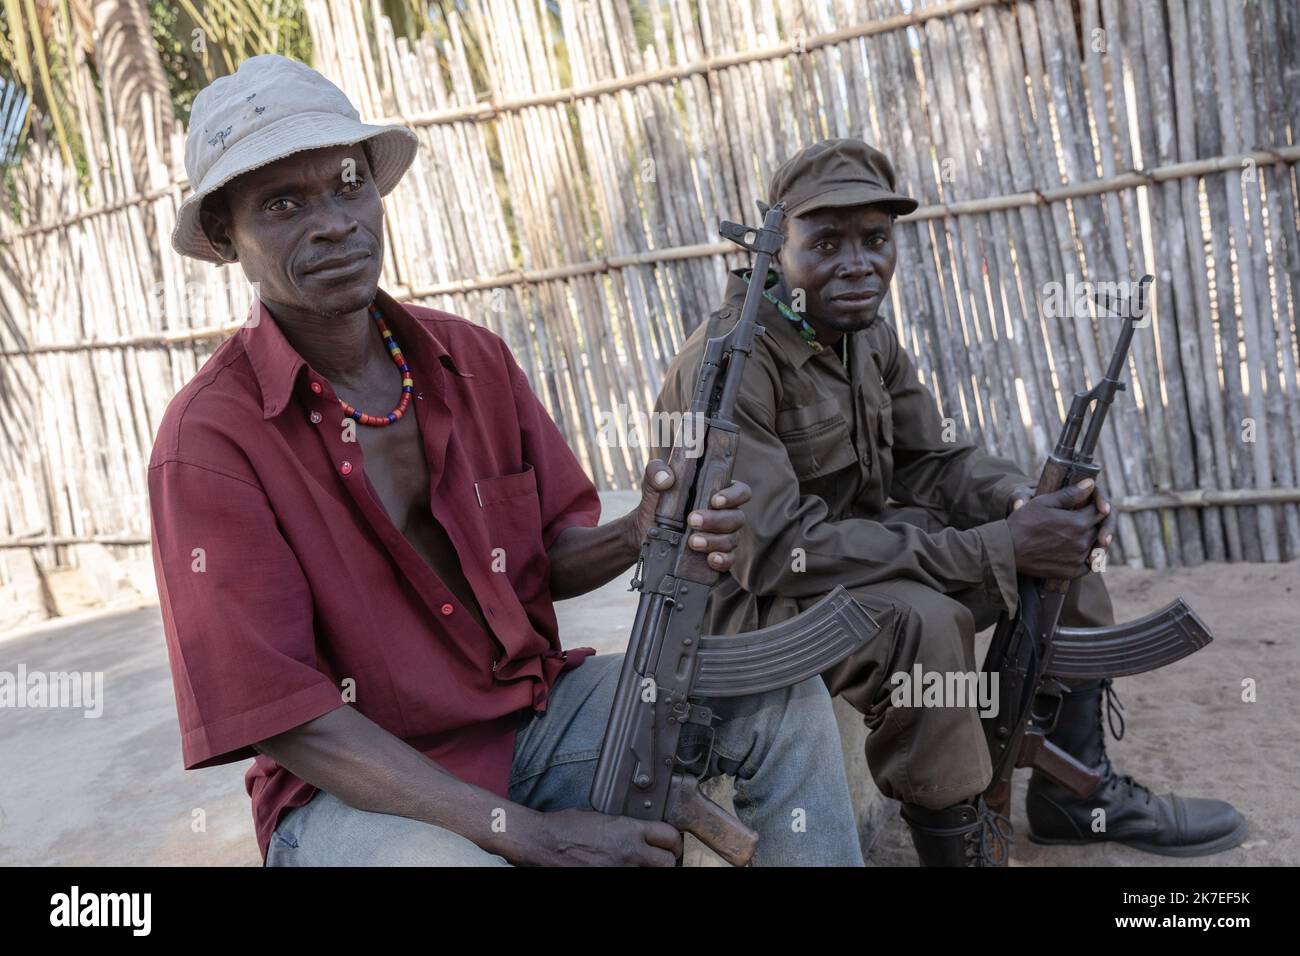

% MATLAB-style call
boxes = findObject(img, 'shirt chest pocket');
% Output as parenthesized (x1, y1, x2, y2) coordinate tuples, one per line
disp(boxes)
(473, 464, 548, 592)
(474, 462, 539, 507)
(775, 396, 858, 482)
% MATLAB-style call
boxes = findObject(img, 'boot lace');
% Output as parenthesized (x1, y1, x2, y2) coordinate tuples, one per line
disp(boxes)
(965, 799, 1013, 866)
(1098, 679, 1153, 805)
(1103, 678, 1126, 740)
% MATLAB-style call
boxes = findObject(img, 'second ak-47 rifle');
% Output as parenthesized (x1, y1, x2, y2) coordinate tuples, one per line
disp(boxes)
(980, 276, 1213, 855)
(589, 204, 885, 866)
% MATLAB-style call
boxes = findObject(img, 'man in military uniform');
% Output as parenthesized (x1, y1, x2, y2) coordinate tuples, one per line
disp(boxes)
(654, 139, 1247, 866)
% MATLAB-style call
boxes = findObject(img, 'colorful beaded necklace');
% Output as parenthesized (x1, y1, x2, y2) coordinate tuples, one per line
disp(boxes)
(742, 268, 824, 353)
(337, 302, 414, 427)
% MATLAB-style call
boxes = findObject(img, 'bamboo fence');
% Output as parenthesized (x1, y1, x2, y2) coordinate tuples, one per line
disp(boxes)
(0, 0, 1297, 586)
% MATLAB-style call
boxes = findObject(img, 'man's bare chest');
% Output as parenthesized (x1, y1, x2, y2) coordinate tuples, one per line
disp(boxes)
(351, 414, 491, 631)
(354, 414, 429, 530)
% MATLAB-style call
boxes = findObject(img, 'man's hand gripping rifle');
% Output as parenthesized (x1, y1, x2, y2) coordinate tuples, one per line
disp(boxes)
(589, 204, 883, 866)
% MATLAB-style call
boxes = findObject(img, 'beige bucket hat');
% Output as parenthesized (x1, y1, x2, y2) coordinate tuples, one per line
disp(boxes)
(171, 54, 419, 264)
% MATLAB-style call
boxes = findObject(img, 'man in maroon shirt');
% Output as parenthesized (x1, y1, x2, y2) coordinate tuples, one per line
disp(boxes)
(151, 54, 863, 866)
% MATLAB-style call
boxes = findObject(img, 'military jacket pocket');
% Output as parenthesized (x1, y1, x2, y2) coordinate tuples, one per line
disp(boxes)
(776, 396, 857, 481)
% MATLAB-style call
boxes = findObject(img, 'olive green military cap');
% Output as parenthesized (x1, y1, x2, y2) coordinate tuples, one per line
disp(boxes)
(759, 138, 919, 218)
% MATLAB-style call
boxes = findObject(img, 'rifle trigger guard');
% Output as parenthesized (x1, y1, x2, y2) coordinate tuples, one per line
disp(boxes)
(674, 724, 717, 778)
(668, 698, 716, 728)
(1031, 679, 1068, 735)
(665, 696, 719, 777)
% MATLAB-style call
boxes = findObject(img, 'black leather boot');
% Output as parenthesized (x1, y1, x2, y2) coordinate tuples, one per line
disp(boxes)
(1026, 678, 1248, 856)
(901, 797, 1012, 866)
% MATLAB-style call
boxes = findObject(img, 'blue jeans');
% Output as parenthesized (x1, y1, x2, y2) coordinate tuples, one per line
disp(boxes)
(266, 654, 863, 866)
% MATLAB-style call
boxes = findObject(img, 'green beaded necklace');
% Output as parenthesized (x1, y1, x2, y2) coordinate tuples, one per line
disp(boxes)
(742, 268, 824, 353)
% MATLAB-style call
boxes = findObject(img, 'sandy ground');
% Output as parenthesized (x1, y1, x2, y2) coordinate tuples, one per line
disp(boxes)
(870, 557, 1299, 867)
(0, 499, 1294, 866)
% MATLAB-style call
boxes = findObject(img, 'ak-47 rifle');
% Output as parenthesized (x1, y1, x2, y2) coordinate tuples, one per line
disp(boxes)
(980, 276, 1213, 849)
(589, 204, 884, 866)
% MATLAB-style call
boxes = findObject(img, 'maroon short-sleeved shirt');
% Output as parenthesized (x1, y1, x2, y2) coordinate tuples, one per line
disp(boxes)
(147, 287, 601, 862)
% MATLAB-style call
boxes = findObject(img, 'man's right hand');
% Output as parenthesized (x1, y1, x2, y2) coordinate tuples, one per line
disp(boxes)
(524, 808, 682, 867)
(1006, 479, 1106, 580)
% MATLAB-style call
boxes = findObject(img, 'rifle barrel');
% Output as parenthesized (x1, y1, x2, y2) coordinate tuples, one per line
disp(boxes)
(1079, 318, 1134, 459)
(714, 205, 786, 421)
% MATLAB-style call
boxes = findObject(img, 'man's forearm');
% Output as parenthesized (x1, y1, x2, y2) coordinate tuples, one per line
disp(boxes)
(893, 450, 1028, 528)
(253, 705, 550, 864)
(546, 516, 640, 600)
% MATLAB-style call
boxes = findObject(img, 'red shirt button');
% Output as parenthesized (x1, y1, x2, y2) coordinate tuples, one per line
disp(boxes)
(440, 603, 454, 616)
(309, 410, 322, 424)
(340, 461, 352, 476)
(311, 382, 323, 394)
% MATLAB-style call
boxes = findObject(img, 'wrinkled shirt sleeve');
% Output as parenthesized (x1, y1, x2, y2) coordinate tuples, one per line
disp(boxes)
(879, 322, 1031, 528)
(149, 458, 346, 769)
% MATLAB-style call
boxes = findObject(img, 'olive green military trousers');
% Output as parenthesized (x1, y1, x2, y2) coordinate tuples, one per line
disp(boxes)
(817, 504, 1115, 810)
